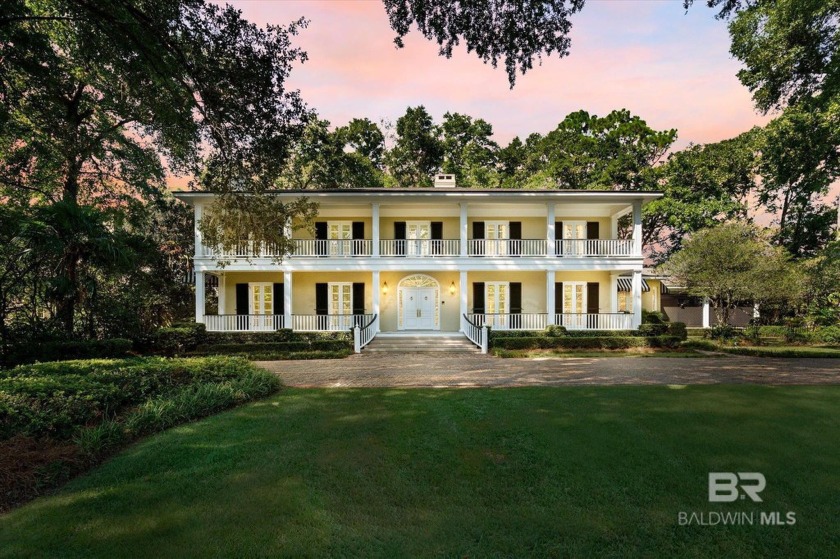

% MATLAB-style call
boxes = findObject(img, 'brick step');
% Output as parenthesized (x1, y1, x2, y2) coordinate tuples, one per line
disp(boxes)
(365, 335, 479, 354)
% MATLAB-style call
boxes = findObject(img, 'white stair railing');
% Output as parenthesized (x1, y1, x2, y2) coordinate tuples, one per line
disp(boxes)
(463, 314, 488, 354)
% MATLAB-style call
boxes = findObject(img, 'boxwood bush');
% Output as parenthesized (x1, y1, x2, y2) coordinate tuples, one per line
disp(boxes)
(491, 335, 681, 351)
(0, 339, 133, 368)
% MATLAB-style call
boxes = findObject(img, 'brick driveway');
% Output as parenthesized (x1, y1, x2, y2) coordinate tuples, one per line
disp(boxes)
(255, 353, 840, 387)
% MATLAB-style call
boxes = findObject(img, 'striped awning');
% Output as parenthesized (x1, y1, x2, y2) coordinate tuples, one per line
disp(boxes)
(616, 277, 650, 292)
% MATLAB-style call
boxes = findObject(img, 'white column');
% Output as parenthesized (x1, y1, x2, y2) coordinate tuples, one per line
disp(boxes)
(547, 203, 556, 257)
(702, 298, 711, 328)
(218, 273, 226, 315)
(631, 269, 642, 328)
(632, 200, 643, 256)
(284, 270, 293, 330)
(459, 271, 468, 331)
(372, 203, 380, 258)
(610, 273, 619, 313)
(753, 303, 760, 320)
(194, 203, 204, 257)
(195, 270, 205, 323)
(610, 214, 619, 240)
(546, 270, 556, 325)
(372, 270, 381, 332)
(459, 202, 468, 257)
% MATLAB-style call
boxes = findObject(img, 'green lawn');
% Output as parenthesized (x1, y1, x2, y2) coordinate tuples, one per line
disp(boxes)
(2, 386, 839, 558)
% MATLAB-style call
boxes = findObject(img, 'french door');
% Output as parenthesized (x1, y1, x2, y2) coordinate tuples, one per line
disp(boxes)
(406, 221, 431, 256)
(485, 281, 509, 328)
(485, 221, 509, 256)
(329, 282, 353, 330)
(562, 221, 586, 255)
(328, 221, 353, 256)
(562, 282, 587, 329)
(249, 283, 274, 331)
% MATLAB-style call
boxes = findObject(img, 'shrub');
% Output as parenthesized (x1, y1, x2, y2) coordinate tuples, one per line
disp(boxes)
(638, 323, 669, 336)
(667, 322, 688, 341)
(1, 339, 133, 368)
(813, 326, 840, 345)
(205, 329, 351, 344)
(192, 340, 352, 355)
(680, 340, 719, 351)
(491, 336, 680, 351)
(642, 310, 669, 324)
(135, 323, 207, 356)
(546, 325, 567, 337)
(706, 325, 739, 340)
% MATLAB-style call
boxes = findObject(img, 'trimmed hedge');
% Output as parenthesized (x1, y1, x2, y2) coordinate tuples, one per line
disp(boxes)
(192, 340, 352, 354)
(205, 329, 351, 344)
(490, 329, 640, 340)
(491, 336, 681, 350)
(0, 339, 133, 368)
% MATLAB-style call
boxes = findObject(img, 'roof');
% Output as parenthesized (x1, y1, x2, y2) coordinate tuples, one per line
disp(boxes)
(172, 188, 663, 206)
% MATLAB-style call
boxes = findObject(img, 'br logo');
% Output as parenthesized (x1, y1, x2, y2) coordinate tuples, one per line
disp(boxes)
(708, 472, 766, 502)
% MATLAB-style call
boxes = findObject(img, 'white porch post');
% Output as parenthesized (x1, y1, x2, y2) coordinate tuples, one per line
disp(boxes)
(546, 270, 555, 325)
(702, 298, 711, 328)
(284, 270, 293, 330)
(610, 273, 619, 313)
(610, 213, 619, 240)
(459, 271, 468, 331)
(194, 203, 204, 257)
(218, 273, 226, 315)
(372, 270, 381, 332)
(459, 202, 468, 257)
(547, 203, 556, 257)
(372, 203, 380, 258)
(195, 270, 205, 324)
(631, 269, 642, 328)
(632, 200, 643, 256)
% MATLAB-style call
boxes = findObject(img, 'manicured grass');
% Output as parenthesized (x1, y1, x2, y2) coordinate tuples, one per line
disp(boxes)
(2, 386, 839, 557)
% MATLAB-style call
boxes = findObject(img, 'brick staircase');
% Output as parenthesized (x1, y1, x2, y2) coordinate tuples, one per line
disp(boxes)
(364, 332, 479, 354)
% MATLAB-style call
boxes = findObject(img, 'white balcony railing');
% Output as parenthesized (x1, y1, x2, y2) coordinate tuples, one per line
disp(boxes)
(465, 313, 548, 330)
(204, 314, 284, 332)
(465, 312, 632, 331)
(201, 238, 637, 258)
(555, 313, 633, 330)
(555, 239, 635, 257)
(292, 313, 375, 332)
(468, 239, 547, 257)
(379, 239, 461, 257)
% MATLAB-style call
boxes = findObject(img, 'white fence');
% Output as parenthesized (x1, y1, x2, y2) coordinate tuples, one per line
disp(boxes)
(380, 239, 461, 257)
(204, 314, 284, 332)
(292, 313, 375, 332)
(554, 313, 633, 330)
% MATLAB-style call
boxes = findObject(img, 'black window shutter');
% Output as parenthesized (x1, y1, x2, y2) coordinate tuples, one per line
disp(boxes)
(473, 282, 485, 314)
(315, 222, 327, 256)
(555, 221, 563, 256)
(509, 222, 522, 256)
(472, 222, 485, 256)
(510, 283, 522, 313)
(587, 282, 600, 314)
(431, 222, 443, 255)
(352, 283, 365, 315)
(554, 282, 563, 315)
(586, 222, 599, 240)
(473, 221, 485, 239)
(315, 283, 328, 315)
(394, 222, 406, 256)
(235, 284, 249, 315)
(352, 221, 364, 239)
(273, 283, 284, 316)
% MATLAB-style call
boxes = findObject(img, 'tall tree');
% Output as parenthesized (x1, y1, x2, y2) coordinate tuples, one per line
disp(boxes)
(382, 0, 586, 87)
(440, 112, 499, 187)
(384, 106, 444, 187)
(340, 118, 386, 169)
(0, 0, 315, 335)
(663, 222, 804, 325)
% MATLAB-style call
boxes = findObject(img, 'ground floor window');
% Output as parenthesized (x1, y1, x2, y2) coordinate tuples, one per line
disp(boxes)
(617, 290, 632, 313)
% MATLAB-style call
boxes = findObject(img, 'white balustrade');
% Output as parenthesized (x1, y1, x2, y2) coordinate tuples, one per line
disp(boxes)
(380, 239, 460, 257)
(292, 314, 374, 332)
(555, 239, 635, 257)
(554, 313, 633, 330)
(204, 314, 284, 332)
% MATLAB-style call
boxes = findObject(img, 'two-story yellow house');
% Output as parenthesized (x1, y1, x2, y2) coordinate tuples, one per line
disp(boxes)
(175, 175, 662, 351)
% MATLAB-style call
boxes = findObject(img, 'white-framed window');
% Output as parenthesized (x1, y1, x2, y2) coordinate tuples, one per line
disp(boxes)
(618, 291, 632, 313)
(485, 221, 509, 256)
(563, 282, 587, 314)
(563, 221, 587, 256)
(485, 281, 509, 328)
(328, 282, 354, 330)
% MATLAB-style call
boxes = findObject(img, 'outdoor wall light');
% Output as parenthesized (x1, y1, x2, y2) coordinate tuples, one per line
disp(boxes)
(383, 282, 389, 295)
(449, 281, 456, 295)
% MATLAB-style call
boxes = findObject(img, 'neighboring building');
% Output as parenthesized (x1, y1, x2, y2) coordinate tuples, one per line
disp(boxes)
(647, 275, 756, 328)
(174, 176, 662, 347)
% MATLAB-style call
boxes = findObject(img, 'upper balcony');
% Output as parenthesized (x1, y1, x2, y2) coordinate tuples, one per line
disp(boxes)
(203, 238, 637, 259)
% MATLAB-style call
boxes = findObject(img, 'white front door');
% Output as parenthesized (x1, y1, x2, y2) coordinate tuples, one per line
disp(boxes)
(485, 221, 509, 256)
(562, 281, 587, 329)
(406, 221, 431, 256)
(403, 287, 435, 329)
(249, 283, 274, 331)
(485, 282, 510, 329)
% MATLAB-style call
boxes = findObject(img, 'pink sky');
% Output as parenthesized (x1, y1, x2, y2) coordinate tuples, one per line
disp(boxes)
(226, 0, 771, 149)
